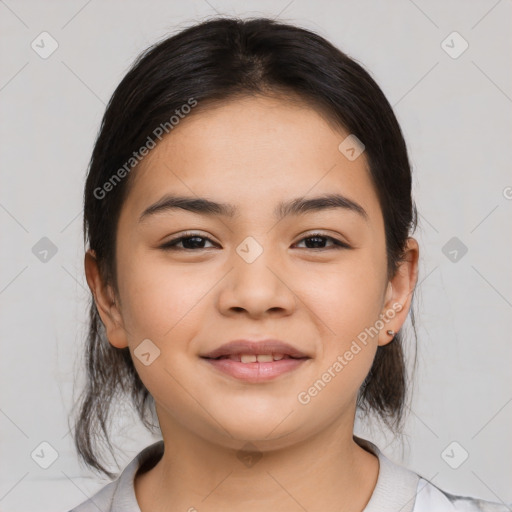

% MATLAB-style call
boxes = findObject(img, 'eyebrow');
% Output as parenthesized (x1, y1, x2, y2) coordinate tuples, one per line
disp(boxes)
(138, 192, 369, 223)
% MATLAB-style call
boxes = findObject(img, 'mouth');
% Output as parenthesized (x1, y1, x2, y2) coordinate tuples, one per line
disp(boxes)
(200, 339, 310, 360)
(203, 353, 306, 363)
(199, 339, 311, 382)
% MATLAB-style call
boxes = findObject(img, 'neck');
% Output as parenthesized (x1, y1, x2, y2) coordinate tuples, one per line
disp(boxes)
(134, 417, 379, 512)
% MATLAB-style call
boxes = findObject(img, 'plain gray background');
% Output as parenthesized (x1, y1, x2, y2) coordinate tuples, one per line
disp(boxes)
(0, 1, 511, 511)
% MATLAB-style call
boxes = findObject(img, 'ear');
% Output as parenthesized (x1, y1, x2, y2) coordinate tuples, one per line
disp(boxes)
(84, 249, 129, 349)
(377, 237, 419, 347)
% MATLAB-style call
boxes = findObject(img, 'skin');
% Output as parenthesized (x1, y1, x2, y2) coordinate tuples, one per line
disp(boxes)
(85, 94, 419, 512)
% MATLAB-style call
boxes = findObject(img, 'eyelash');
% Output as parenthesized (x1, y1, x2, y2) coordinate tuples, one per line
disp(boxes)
(159, 231, 351, 251)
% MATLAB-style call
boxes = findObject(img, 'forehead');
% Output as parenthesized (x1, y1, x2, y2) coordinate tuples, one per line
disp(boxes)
(121, 95, 382, 226)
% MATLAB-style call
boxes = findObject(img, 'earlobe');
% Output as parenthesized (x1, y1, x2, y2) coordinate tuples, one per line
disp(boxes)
(84, 250, 129, 349)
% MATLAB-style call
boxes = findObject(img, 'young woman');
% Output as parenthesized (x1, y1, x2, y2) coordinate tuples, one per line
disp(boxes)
(68, 16, 509, 512)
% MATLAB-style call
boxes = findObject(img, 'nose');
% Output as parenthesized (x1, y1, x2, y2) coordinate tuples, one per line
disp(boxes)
(216, 241, 297, 319)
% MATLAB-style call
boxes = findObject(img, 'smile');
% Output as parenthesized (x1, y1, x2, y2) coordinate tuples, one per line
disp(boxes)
(201, 355, 309, 382)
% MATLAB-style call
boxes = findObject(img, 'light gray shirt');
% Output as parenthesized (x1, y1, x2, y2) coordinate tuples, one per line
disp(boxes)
(68, 436, 511, 511)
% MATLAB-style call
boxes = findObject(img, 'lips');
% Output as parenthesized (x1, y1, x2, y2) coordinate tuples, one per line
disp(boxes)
(200, 339, 311, 383)
(200, 339, 311, 360)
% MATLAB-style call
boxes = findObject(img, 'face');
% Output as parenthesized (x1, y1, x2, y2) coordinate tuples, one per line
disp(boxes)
(86, 94, 418, 451)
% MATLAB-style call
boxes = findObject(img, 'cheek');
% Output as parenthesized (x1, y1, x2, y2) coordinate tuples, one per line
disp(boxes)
(117, 250, 211, 340)
(117, 254, 212, 404)
(292, 266, 382, 417)
(290, 252, 385, 400)
(295, 254, 385, 337)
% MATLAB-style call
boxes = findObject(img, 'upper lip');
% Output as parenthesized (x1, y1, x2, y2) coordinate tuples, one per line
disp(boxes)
(200, 339, 311, 359)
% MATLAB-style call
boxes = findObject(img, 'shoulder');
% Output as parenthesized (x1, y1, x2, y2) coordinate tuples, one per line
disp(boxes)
(67, 479, 118, 511)
(413, 478, 512, 512)
(354, 435, 510, 512)
(67, 440, 165, 512)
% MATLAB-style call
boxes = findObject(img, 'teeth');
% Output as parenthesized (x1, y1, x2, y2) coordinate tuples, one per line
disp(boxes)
(256, 354, 273, 363)
(234, 354, 288, 363)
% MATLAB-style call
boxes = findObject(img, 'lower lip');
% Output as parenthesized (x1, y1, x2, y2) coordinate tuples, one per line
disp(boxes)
(201, 357, 309, 382)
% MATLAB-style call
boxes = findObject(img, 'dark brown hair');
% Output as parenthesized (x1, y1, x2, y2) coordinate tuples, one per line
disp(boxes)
(71, 16, 418, 478)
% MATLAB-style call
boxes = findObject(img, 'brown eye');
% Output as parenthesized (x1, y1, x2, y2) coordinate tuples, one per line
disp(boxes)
(294, 233, 351, 250)
(160, 233, 217, 251)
